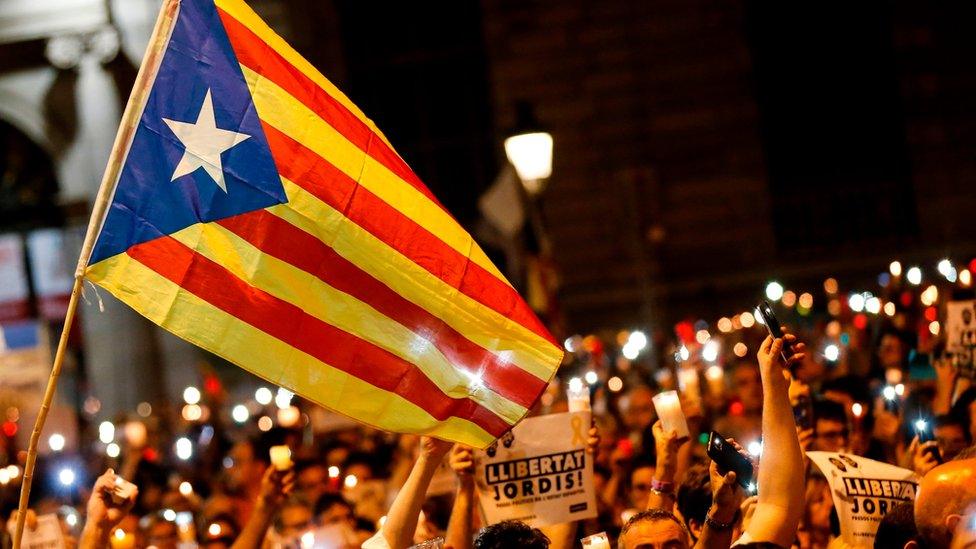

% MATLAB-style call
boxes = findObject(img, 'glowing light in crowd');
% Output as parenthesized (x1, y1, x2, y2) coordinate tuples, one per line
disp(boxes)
(608, 376, 624, 392)
(882, 385, 897, 401)
(98, 421, 115, 444)
(826, 321, 841, 337)
(717, 317, 732, 333)
(865, 297, 881, 315)
(628, 331, 648, 351)
(622, 344, 639, 360)
(568, 377, 584, 395)
(938, 259, 953, 277)
(921, 285, 938, 306)
(747, 440, 763, 457)
(7, 465, 19, 478)
(180, 481, 193, 496)
(301, 531, 315, 549)
(705, 365, 723, 381)
(563, 337, 577, 352)
(753, 307, 766, 325)
(232, 404, 249, 423)
(765, 281, 784, 301)
(799, 293, 813, 309)
(895, 383, 905, 397)
(695, 329, 710, 344)
(781, 290, 796, 307)
(254, 387, 273, 405)
(137, 402, 152, 417)
(848, 293, 865, 312)
(106, 443, 121, 458)
(929, 321, 940, 335)
(258, 416, 273, 432)
(48, 433, 66, 452)
(733, 342, 748, 357)
(823, 278, 839, 294)
(739, 312, 755, 328)
(114, 530, 126, 541)
(163, 509, 177, 522)
(344, 475, 358, 489)
(827, 299, 842, 316)
(504, 132, 553, 183)
(175, 437, 193, 460)
(906, 266, 922, 285)
(851, 403, 863, 418)
(277, 406, 301, 427)
(883, 302, 896, 316)
(747, 482, 757, 494)
(678, 345, 690, 361)
(914, 418, 928, 433)
(886, 368, 903, 384)
(889, 261, 902, 277)
(183, 386, 201, 405)
(328, 466, 340, 479)
(58, 468, 76, 487)
(824, 344, 840, 362)
(182, 404, 202, 422)
(702, 340, 720, 362)
(0, 470, 9, 485)
(65, 512, 78, 527)
(209, 523, 222, 537)
(275, 388, 295, 410)
(584, 371, 598, 385)
(961, 269, 972, 286)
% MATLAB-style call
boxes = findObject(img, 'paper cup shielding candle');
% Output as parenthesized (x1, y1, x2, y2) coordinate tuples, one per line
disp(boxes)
(652, 390, 690, 439)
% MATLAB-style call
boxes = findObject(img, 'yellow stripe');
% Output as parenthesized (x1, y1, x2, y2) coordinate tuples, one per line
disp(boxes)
(272, 177, 562, 380)
(213, 0, 396, 151)
(239, 65, 513, 288)
(167, 222, 526, 424)
(85, 250, 496, 448)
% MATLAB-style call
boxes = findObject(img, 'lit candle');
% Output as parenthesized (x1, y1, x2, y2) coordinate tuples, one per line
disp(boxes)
(110, 529, 136, 549)
(581, 532, 611, 549)
(566, 377, 591, 412)
(704, 365, 724, 397)
(652, 390, 690, 439)
(269, 445, 293, 471)
(677, 367, 701, 402)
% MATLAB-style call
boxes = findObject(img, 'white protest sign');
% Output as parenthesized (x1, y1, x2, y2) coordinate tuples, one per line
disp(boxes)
(6, 513, 66, 549)
(947, 300, 976, 379)
(475, 411, 596, 528)
(807, 451, 917, 547)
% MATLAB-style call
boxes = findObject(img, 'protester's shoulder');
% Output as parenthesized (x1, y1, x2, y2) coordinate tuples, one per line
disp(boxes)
(361, 532, 391, 549)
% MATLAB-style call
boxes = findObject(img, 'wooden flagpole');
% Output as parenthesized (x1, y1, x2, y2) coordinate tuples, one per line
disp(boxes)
(13, 1, 181, 546)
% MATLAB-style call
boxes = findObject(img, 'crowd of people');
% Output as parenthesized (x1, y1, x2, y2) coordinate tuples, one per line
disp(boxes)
(3, 289, 976, 548)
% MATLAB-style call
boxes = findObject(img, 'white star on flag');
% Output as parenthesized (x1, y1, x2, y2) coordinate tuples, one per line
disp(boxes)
(163, 89, 250, 192)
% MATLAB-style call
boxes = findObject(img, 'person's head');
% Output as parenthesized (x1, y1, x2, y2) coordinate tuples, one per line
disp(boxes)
(473, 520, 549, 549)
(618, 509, 691, 549)
(878, 331, 909, 370)
(226, 438, 269, 493)
(296, 461, 330, 505)
(622, 386, 656, 432)
(731, 362, 763, 413)
(813, 399, 850, 452)
(139, 512, 180, 549)
(675, 466, 711, 542)
(874, 501, 917, 549)
(913, 457, 976, 549)
(628, 459, 656, 510)
(934, 415, 972, 461)
(314, 493, 355, 529)
(274, 498, 313, 541)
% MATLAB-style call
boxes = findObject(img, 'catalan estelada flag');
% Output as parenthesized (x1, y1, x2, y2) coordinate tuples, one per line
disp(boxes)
(83, 0, 562, 447)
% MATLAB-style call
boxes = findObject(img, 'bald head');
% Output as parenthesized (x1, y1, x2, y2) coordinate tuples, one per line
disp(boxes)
(915, 458, 976, 549)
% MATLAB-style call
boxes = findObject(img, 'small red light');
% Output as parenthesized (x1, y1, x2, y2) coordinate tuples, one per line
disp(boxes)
(853, 314, 868, 330)
(2, 422, 17, 437)
(924, 306, 938, 322)
(729, 401, 745, 416)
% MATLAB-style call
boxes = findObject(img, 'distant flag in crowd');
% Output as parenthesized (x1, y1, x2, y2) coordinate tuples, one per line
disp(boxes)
(83, 0, 562, 447)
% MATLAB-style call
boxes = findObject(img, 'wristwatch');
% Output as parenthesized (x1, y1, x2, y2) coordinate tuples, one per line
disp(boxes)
(704, 512, 735, 531)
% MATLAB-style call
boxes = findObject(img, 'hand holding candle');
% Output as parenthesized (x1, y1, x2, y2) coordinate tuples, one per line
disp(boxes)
(652, 390, 690, 439)
(269, 445, 293, 471)
(567, 377, 591, 412)
(581, 532, 611, 549)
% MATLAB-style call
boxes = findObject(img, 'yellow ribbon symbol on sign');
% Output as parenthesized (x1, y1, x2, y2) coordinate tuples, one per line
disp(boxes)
(571, 414, 586, 446)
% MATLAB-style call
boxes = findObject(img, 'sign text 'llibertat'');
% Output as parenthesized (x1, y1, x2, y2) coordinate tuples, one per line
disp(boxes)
(485, 450, 586, 501)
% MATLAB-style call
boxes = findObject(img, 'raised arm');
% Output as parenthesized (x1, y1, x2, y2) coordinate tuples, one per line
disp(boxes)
(744, 335, 806, 547)
(694, 461, 744, 549)
(377, 437, 452, 549)
(646, 420, 684, 511)
(231, 466, 294, 549)
(79, 469, 138, 549)
(445, 444, 476, 549)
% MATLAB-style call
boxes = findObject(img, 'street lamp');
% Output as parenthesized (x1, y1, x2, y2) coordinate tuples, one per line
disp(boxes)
(504, 102, 553, 196)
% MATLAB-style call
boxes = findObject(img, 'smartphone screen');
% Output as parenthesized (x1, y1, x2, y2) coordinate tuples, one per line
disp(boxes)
(756, 301, 794, 367)
(706, 431, 754, 490)
(914, 419, 943, 463)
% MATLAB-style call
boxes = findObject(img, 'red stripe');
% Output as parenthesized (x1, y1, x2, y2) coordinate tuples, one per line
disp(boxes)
(127, 234, 511, 437)
(217, 8, 445, 209)
(261, 123, 556, 346)
(217, 210, 545, 408)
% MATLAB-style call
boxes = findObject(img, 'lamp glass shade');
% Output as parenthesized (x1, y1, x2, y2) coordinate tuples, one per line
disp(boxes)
(504, 131, 553, 190)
